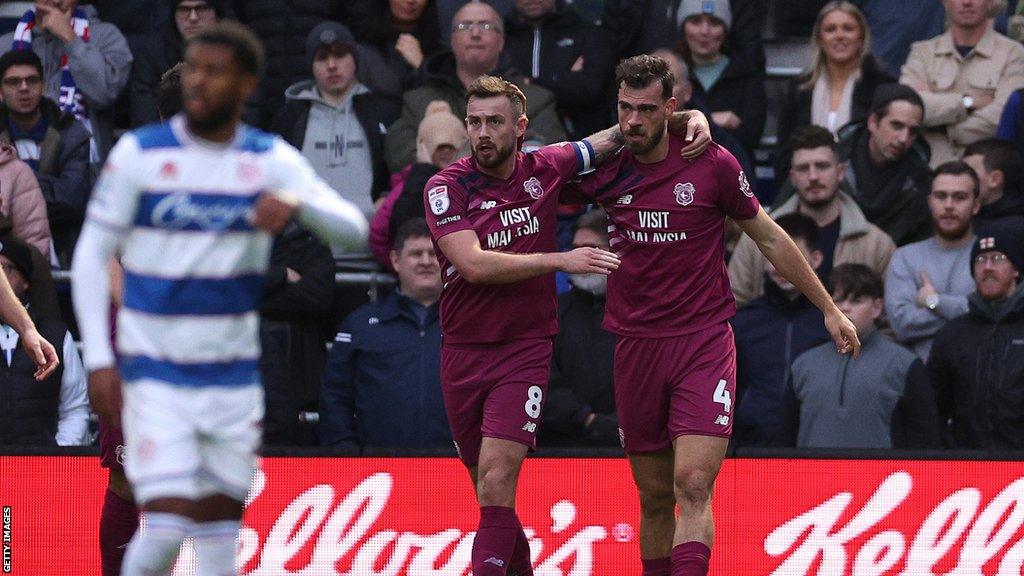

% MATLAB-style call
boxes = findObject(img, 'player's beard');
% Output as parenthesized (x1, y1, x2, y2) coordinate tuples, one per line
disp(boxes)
(473, 141, 514, 169)
(624, 126, 664, 157)
(187, 99, 239, 134)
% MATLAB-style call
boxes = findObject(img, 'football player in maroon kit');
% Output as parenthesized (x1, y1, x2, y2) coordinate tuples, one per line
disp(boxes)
(424, 75, 710, 576)
(564, 55, 861, 576)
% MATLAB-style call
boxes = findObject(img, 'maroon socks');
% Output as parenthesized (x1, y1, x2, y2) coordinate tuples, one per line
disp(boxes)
(99, 487, 139, 576)
(472, 506, 522, 575)
(671, 541, 711, 576)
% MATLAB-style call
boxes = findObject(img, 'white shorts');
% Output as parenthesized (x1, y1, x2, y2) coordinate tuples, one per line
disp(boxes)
(121, 380, 263, 505)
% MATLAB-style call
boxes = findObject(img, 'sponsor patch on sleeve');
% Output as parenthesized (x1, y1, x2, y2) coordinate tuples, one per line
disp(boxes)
(428, 185, 450, 215)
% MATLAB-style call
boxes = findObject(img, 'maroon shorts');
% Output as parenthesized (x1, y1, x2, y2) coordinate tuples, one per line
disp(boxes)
(98, 422, 126, 472)
(614, 322, 736, 453)
(441, 338, 553, 467)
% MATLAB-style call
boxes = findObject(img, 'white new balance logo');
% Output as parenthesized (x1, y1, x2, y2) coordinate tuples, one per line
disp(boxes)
(715, 415, 730, 426)
(484, 557, 505, 567)
(617, 194, 633, 205)
(481, 200, 497, 210)
(522, 422, 537, 433)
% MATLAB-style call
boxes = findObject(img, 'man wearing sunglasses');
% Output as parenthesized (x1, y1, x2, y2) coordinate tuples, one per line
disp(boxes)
(928, 219, 1024, 449)
(0, 49, 89, 265)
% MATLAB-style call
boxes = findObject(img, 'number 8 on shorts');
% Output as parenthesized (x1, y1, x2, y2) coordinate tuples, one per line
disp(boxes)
(525, 385, 543, 418)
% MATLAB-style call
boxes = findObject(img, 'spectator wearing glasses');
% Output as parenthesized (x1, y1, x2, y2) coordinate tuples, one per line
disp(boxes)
(928, 220, 1024, 449)
(384, 1, 565, 173)
(129, 0, 224, 127)
(0, 49, 88, 264)
(0, 1, 133, 165)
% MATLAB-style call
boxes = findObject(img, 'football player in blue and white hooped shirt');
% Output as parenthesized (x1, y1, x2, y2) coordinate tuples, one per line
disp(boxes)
(70, 22, 367, 576)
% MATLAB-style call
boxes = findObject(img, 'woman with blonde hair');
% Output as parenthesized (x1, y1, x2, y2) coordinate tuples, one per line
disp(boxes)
(774, 1, 893, 181)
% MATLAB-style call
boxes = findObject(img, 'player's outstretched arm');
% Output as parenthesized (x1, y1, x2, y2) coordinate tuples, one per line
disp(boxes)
(0, 271, 59, 380)
(438, 229, 620, 285)
(736, 207, 861, 358)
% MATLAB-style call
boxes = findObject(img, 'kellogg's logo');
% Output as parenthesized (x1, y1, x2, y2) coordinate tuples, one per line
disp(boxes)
(766, 471, 1024, 575)
(237, 470, 612, 575)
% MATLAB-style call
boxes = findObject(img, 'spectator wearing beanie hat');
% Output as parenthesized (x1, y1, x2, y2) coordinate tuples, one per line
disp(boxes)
(674, 0, 766, 157)
(270, 21, 401, 254)
(928, 219, 1024, 448)
(0, 234, 87, 447)
(130, 1, 224, 127)
(369, 100, 467, 268)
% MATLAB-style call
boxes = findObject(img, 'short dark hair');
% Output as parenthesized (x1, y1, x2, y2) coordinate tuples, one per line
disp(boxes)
(932, 160, 981, 198)
(393, 218, 431, 254)
(189, 21, 265, 77)
(0, 50, 43, 81)
(573, 209, 608, 238)
(615, 54, 674, 100)
(157, 63, 183, 120)
(963, 138, 1021, 194)
(775, 212, 820, 250)
(788, 125, 837, 162)
(465, 75, 527, 118)
(829, 263, 883, 301)
(869, 83, 925, 119)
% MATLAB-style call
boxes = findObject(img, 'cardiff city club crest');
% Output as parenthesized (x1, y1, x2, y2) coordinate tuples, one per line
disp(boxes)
(674, 182, 695, 206)
(738, 171, 753, 197)
(523, 177, 544, 199)
(428, 185, 450, 215)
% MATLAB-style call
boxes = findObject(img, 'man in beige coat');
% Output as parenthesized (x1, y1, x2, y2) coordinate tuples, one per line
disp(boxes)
(901, 0, 1024, 167)
(730, 126, 895, 307)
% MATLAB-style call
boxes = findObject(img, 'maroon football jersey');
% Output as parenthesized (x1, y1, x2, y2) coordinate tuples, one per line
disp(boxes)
(566, 137, 760, 337)
(425, 141, 594, 344)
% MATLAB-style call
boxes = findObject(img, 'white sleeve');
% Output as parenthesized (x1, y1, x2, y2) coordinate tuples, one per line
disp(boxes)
(55, 331, 89, 446)
(268, 140, 369, 252)
(85, 136, 145, 232)
(72, 136, 140, 371)
(71, 223, 120, 371)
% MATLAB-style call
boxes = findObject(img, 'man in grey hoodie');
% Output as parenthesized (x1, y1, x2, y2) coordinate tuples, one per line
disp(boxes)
(270, 21, 401, 252)
(0, 1, 132, 166)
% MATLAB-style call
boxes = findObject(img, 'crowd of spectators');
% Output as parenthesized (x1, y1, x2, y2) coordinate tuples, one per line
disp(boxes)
(0, 0, 1021, 453)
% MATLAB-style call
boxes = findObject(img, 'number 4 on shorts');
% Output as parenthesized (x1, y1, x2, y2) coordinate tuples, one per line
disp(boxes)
(713, 379, 732, 413)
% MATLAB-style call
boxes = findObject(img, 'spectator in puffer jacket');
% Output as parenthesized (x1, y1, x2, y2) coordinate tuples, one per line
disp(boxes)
(0, 144, 51, 257)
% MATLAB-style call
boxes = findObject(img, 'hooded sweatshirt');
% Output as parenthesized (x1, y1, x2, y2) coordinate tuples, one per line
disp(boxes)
(283, 80, 375, 224)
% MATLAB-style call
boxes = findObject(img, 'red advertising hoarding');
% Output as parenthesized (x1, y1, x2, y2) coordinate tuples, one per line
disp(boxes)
(4, 456, 1024, 575)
